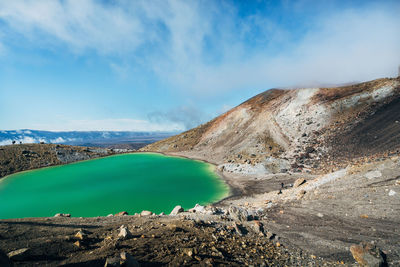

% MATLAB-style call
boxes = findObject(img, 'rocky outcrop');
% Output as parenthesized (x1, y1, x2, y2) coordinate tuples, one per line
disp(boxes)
(350, 242, 386, 267)
(141, 77, 400, 174)
(118, 225, 132, 239)
(54, 213, 71, 217)
(140, 210, 153, 216)
(170, 205, 184, 215)
(7, 248, 30, 261)
(0, 143, 114, 178)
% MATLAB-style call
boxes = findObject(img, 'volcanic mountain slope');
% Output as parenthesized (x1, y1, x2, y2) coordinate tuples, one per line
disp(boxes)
(142, 77, 400, 174)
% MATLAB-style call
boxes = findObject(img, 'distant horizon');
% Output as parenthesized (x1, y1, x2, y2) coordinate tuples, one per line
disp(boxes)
(0, 129, 180, 133)
(0, 129, 177, 146)
(1, 0, 399, 131)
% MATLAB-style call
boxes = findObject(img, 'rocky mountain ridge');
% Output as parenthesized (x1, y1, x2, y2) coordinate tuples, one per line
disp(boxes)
(142, 77, 400, 175)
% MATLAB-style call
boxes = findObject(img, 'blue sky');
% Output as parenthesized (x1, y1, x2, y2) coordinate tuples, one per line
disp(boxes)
(0, 0, 399, 131)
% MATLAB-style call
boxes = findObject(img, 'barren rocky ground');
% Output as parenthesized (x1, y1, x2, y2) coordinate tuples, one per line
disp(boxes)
(1, 77, 399, 266)
(0, 212, 343, 267)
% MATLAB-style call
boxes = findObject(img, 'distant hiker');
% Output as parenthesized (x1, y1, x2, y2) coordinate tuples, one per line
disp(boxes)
(281, 182, 284, 188)
(12, 140, 16, 145)
(20, 141, 22, 144)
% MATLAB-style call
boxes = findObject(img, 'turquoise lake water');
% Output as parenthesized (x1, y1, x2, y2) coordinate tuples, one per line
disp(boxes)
(0, 153, 229, 219)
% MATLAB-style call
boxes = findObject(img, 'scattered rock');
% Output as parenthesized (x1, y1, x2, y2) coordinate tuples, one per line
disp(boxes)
(204, 206, 218, 215)
(388, 189, 396, 196)
(233, 222, 244, 236)
(167, 224, 183, 232)
(140, 210, 153, 216)
(170, 205, 184, 215)
(54, 213, 71, 217)
(305, 146, 315, 154)
(229, 206, 249, 221)
(350, 242, 386, 267)
(266, 231, 275, 240)
(297, 190, 306, 199)
(7, 248, 30, 260)
(118, 225, 132, 239)
(114, 211, 128, 216)
(253, 221, 264, 235)
(182, 248, 195, 257)
(293, 178, 306, 187)
(104, 256, 120, 267)
(317, 213, 324, 218)
(265, 201, 273, 209)
(75, 230, 87, 240)
(120, 251, 140, 267)
(188, 204, 205, 213)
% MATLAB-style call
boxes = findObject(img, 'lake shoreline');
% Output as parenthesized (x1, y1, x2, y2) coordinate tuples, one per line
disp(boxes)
(0, 151, 229, 219)
(0, 146, 260, 214)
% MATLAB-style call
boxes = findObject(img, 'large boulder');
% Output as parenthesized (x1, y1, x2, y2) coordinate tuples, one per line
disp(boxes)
(229, 206, 249, 221)
(104, 256, 120, 267)
(118, 225, 132, 239)
(7, 248, 30, 261)
(350, 242, 386, 267)
(188, 204, 205, 213)
(120, 251, 140, 267)
(75, 230, 88, 240)
(114, 211, 128, 216)
(293, 178, 306, 187)
(54, 213, 71, 217)
(140, 210, 153, 216)
(170, 205, 184, 215)
(105, 252, 140, 267)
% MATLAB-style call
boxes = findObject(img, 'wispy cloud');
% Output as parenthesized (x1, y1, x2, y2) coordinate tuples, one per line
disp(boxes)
(0, 0, 144, 54)
(1, 0, 398, 93)
(30, 118, 183, 132)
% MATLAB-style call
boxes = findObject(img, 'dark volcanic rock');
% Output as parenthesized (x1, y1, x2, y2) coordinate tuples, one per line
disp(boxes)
(0, 250, 12, 267)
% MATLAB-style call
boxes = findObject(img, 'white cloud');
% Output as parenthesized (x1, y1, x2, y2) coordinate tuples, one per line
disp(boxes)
(30, 118, 184, 132)
(0, 136, 37, 145)
(49, 137, 66, 143)
(0, 0, 398, 94)
(0, 0, 144, 54)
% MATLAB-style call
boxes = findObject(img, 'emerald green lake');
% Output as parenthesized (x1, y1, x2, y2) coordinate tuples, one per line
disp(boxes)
(0, 153, 229, 219)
